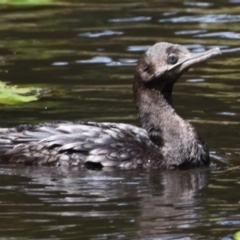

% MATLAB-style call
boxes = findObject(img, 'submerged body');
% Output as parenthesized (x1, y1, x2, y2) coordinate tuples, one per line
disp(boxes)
(0, 42, 221, 169)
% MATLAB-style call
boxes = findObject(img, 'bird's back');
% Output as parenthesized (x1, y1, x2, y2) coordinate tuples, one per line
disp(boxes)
(0, 121, 160, 169)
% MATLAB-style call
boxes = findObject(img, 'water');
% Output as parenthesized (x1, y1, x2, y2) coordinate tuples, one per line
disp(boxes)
(0, 0, 240, 239)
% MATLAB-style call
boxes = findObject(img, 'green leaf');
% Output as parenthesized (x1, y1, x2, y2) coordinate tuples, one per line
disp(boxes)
(0, 81, 40, 105)
(234, 231, 240, 240)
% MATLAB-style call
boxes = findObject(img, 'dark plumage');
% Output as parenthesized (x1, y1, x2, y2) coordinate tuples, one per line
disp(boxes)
(0, 42, 221, 169)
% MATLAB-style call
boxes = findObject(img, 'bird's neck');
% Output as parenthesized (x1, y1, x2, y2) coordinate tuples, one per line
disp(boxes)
(133, 84, 209, 167)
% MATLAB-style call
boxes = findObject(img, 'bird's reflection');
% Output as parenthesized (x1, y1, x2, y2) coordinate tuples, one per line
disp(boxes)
(138, 170, 209, 238)
(0, 164, 209, 238)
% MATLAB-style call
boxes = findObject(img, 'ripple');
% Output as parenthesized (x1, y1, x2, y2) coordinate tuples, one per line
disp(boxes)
(183, 44, 210, 53)
(184, 1, 214, 7)
(107, 58, 137, 66)
(51, 61, 68, 66)
(195, 31, 240, 39)
(217, 111, 236, 116)
(109, 16, 151, 23)
(210, 152, 229, 165)
(217, 220, 240, 225)
(159, 14, 240, 23)
(127, 45, 151, 52)
(76, 56, 112, 64)
(162, 12, 178, 17)
(78, 30, 123, 38)
(175, 29, 206, 35)
(186, 78, 205, 83)
(222, 47, 240, 53)
(76, 56, 137, 66)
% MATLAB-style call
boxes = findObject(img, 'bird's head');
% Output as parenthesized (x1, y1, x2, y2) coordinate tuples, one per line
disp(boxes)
(134, 42, 221, 92)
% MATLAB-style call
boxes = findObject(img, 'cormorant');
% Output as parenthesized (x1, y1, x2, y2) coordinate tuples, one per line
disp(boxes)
(0, 42, 221, 169)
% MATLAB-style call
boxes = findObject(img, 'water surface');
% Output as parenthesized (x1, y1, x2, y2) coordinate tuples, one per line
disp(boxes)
(0, 0, 240, 239)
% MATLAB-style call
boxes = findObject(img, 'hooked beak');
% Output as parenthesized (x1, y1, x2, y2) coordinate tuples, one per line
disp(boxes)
(169, 47, 222, 73)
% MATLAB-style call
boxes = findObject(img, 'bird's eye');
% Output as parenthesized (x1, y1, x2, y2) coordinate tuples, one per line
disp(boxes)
(168, 54, 178, 64)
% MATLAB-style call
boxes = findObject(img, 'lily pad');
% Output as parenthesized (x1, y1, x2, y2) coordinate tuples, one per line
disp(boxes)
(0, 81, 40, 105)
(234, 231, 240, 240)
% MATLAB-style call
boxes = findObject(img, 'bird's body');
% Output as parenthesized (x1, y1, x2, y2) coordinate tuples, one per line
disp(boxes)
(0, 42, 221, 169)
(0, 121, 161, 168)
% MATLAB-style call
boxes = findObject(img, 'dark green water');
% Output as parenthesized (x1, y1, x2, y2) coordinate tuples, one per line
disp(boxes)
(0, 0, 240, 239)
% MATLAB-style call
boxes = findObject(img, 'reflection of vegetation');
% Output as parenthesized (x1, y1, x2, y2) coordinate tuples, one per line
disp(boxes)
(0, 81, 40, 104)
(0, 0, 53, 4)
